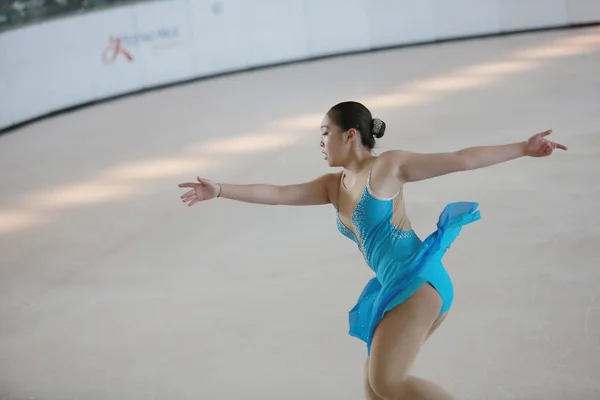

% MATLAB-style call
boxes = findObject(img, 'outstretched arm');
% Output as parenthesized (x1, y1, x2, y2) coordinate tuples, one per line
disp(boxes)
(396, 129, 567, 183)
(179, 173, 337, 207)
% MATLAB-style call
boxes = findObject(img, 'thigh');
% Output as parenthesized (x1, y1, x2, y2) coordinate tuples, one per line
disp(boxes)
(367, 283, 442, 395)
(363, 311, 447, 400)
(364, 358, 382, 400)
(425, 311, 448, 342)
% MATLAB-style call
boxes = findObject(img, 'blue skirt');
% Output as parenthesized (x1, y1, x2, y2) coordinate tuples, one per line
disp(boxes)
(348, 202, 481, 354)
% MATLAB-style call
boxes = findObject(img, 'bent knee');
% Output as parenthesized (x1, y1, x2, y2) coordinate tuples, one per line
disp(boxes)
(369, 371, 408, 400)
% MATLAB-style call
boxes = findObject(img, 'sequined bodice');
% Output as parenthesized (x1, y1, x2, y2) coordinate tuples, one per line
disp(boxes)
(336, 172, 423, 286)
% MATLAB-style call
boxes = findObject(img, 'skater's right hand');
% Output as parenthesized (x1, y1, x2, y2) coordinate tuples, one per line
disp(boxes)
(179, 177, 221, 207)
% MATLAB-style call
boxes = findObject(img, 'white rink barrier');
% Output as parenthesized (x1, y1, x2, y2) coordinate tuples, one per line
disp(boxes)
(1, 0, 599, 130)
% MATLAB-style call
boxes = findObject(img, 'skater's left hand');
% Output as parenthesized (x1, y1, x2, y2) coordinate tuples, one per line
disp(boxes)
(524, 129, 567, 157)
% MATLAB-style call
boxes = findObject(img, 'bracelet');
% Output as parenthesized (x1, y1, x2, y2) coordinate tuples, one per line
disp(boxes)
(216, 183, 222, 198)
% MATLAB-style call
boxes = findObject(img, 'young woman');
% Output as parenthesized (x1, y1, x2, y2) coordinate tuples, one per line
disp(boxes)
(179, 101, 566, 400)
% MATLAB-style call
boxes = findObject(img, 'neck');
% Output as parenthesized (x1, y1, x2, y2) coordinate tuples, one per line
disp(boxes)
(343, 150, 375, 176)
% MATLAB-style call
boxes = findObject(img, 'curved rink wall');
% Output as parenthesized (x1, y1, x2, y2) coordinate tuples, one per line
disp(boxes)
(1, 0, 599, 131)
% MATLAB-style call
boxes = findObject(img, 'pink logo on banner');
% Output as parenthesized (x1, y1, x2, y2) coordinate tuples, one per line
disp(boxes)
(101, 36, 134, 65)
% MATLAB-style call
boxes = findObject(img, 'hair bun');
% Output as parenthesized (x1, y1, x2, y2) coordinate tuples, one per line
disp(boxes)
(371, 118, 386, 138)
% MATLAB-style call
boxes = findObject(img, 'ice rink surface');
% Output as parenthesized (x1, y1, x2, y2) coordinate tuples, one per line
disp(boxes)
(1, 26, 599, 400)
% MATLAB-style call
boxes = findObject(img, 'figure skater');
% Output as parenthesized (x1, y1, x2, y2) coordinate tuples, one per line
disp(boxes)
(178, 101, 567, 400)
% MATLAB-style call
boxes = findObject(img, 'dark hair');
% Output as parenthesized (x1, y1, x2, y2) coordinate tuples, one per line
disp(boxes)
(327, 101, 386, 150)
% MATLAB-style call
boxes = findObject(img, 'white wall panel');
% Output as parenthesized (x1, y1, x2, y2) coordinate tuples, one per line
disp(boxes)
(304, 0, 370, 56)
(365, 0, 436, 48)
(430, 0, 500, 38)
(4, 64, 57, 126)
(0, 21, 58, 123)
(1, 0, 599, 131)
(131, 0, 195, 88)
(77, 7, 142, 101)
(1, 9, 140, 126)
(0, 27, 39, 126)
(0, 74, 11, 128)
(0, 24, 29, 77)
(498, 0, 568, 31)
(566, 0, 600, 24)
(241, 0, 309, 67)
(188, 0, 251, 76)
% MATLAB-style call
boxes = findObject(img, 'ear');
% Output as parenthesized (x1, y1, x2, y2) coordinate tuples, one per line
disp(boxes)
(346, 128, 359, 143)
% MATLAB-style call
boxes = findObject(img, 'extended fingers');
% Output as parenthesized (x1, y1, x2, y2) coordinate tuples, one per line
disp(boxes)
(181, 189, 195, 200)
(545, 140, 567, 151)
(553, 141, 568, 150)
(538, 129, 567, 150)
(179, 179, 206, 206)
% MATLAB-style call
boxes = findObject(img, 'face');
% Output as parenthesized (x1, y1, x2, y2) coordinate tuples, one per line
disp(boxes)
(320, 113, 357, 167)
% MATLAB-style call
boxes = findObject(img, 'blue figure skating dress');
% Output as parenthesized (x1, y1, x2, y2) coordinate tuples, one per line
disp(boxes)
(336, 166, 481, 355)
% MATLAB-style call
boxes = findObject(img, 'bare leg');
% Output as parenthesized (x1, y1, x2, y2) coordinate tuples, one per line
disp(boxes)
(364, 284, 456, 400)
(364, 311, 450, 400)
(425, 311, 448, 341)
(364, 358, 383, 400)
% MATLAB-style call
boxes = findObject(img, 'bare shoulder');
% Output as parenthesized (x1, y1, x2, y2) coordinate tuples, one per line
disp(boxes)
(375, 150, 410, 179)
(367, 151, 407, 197)
(378, 149, 411, 163)
(322, 171, 342, 206)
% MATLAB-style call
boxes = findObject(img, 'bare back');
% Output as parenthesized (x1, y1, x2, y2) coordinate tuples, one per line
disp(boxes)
(335, 155, 413, 243)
